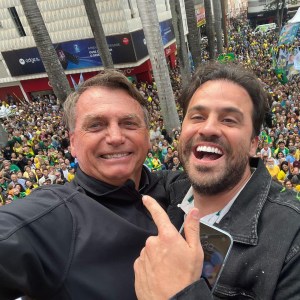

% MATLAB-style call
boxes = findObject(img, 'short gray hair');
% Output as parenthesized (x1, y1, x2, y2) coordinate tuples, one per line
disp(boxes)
(63, 69, 149, 132)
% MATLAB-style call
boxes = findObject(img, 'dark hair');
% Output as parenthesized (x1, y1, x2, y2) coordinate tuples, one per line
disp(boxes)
(276, 151, 285, 159)
(280, 161, 288, 170)
(178, 62, 268, 137)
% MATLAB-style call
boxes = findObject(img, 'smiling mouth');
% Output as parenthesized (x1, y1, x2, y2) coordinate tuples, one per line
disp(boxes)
(194, 145, 223, 161)
(101, 153, 131, 159)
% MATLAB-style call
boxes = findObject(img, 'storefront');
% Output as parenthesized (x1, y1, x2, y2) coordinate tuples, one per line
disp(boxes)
(2, 19, 177, 99)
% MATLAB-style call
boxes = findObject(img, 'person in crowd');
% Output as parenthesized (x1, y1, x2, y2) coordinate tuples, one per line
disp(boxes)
(9, 172, 26, 190)
(277, 160, 289, 183)
(38, 168, 54, 186)
(164, 146, 175, 169)
(59, 162, 69, 181)
(274, 140, 289, 156)
(144, 151, 163, 172)
(67, 167, 75, 182)
(134, 62, 300, 299)
(282, 178, 294, 191)
(285, 146, 297, 170)
(266, 157, 280, 178)
(0, 176, 8, 191)
(260, 142, 272, 159)
(53, 171, 67, 185)
(24, 180, 38, 195)
(287, 165, 300, 183)
(0, 70, 181, 299)
(0, 186, 8, 206)
(169, 156, 183, 171)
(274, 150, 285, 165)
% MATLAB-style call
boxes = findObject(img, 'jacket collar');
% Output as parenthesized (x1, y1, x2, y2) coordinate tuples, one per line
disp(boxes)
(72, 166, 151, 197)
(169, 158, 272, 245)
(216, 157, 272, 245)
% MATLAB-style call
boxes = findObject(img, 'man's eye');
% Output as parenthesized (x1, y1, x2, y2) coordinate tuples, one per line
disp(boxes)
(191, 115, 205, 121)
(123, 121, 139, 128)
(87, 123, 103, 131)
(222, 118, 237, 124)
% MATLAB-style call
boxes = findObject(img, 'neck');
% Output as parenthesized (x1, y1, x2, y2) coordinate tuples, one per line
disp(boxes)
(193, 169, 252, 218)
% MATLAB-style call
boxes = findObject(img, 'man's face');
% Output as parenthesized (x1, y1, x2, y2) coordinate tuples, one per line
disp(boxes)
(266, 159, 275, 169)
(11, 174, 17, 182)
(70, 87, 150, 187)
(36, 169, 42, 178)
(179, 80, 257, 195)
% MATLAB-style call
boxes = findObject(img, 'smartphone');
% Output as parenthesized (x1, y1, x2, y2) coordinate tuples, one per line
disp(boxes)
(180, 221, 233, 292)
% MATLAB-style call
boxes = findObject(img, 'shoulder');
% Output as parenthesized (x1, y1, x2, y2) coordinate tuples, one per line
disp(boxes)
(0, 184, 78, 239)
(268, 180, 300, 215)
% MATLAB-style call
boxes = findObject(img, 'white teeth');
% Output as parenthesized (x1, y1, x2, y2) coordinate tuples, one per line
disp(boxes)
(196, 146, 223, 155)
(102, 153, 129, 159)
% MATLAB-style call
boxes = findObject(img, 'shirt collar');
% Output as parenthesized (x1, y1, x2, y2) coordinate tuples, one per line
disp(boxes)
(178, 168, 255, 225)
(73, 166, 150, 197)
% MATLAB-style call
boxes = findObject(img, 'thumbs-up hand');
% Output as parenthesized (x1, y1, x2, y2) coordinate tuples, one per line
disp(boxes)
(134, 195, 204, 300)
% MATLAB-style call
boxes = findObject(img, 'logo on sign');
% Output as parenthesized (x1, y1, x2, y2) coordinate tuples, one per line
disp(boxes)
(18, 57, 41, 65)
(122, 37, 130, 45)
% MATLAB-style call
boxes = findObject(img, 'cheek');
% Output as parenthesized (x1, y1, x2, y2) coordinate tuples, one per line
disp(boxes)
(180, 124, 195, 141)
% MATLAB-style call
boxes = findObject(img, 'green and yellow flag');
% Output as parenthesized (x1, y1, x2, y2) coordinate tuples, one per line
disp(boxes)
(218, 53, 235, 62)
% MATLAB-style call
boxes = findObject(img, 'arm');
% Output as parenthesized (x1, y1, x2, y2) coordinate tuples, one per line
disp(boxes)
(134, 195, 211, 300)
(0, 194, 73, 298)
(273, 232, 300, 299)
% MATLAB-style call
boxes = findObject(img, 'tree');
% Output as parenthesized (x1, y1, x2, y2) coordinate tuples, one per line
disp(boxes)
(0, 124, 8, 147)
(136, 0, 180, 134)
(184, 0, 202, 69)
(20, 0, 71, 103)
(169, 0, 191, 88)
(221, 0, 228, 50)
(82, 0, 114, 69)
(278, 0, 286, 34)
(213, 0, 223, 55)
(204, 0, 215, 59)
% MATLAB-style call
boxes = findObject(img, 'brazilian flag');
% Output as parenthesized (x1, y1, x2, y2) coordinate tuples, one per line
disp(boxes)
(261, 131, 272, 144)
(218, 53, 235, 63)
(275, 68, 288, 84)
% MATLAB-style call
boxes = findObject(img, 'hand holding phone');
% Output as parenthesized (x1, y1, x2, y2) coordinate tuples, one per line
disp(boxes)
(180, 221, 233, 292)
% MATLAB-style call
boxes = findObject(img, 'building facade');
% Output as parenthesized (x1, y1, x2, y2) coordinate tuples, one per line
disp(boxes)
(0, 0, 181, 102)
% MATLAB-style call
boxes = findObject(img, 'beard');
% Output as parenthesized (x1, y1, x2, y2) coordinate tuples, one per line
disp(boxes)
(179, 136, 250, 196)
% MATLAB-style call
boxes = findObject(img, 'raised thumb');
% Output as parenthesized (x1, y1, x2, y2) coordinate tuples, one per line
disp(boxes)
(184, 208, 201, 248)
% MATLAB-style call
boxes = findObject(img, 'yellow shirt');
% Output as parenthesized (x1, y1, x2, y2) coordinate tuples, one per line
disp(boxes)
(277, 170, 287, 182)
(33, 157, 40, 169)
(67, 173, 75, 182)
(295, 149, 300, 161)
(266, 165, 280, 178)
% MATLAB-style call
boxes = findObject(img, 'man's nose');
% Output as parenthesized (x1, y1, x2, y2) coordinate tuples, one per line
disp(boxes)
(106, 125, 125, 145)
(198, 117, 221, 137)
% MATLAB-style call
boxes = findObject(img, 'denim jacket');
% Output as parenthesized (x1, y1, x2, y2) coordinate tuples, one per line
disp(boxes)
(168, 158, 300, 300)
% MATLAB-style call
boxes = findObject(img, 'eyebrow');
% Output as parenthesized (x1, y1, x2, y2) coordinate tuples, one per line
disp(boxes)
(188, 104, 244, 117)
(81, 113, 142, 127)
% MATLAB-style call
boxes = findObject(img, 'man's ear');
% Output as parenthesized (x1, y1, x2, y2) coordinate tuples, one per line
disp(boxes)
(69, 132, 76, 158)
(250, 136, 259, 157)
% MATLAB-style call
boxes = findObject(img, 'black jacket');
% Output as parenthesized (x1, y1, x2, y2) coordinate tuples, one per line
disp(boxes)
(0, 167, 180, 300)
(168, 158, 300, 300)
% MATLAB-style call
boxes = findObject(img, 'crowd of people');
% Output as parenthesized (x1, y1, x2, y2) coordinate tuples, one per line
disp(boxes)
(0, 12, 299, 206)
(1, 11, 300, 299)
